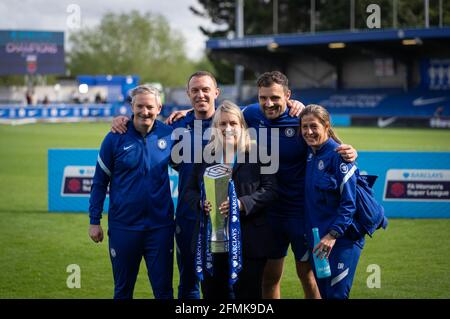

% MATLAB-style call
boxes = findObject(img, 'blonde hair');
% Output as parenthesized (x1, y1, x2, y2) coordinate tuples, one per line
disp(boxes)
(205, 100, 251, 159)
(300, 104, 343, 144)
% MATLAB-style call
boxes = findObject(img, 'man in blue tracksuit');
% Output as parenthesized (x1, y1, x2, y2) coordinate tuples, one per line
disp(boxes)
(171, 110, 212, 298)
(170, 71, 217, 299)
(241, 72, 319, 299)
(89, 85, 175, 299)
(242, 71, 358, 299)
(301, 104, 364, 299)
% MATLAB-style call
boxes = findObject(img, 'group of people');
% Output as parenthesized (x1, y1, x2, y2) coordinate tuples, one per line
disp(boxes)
(89, 70, 364, 300)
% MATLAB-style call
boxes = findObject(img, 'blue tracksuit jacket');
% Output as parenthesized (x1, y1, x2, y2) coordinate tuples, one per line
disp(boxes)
(89, 120, 174, 231)
(171, 110, 212, 220)
(304, 138, 363, 248)
(242, 103, 307, 217)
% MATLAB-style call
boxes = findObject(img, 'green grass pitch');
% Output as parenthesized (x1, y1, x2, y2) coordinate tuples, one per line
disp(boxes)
(0, 123, 450, 298)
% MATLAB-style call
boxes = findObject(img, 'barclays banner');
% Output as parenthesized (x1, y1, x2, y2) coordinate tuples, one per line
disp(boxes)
(48, 149, 178, 212)
(48, 149, 450, 218)
(357, 152, 450, 218)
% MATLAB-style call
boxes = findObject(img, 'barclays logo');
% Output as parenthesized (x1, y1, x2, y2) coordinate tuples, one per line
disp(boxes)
(78, 168, 94, 175)
(404, 171, 444, 179)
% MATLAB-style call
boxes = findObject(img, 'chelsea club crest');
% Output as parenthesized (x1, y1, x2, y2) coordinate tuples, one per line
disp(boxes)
(318, 160, 324, 170)
(285, 127, 295, 137)
(340, 163, 349, 174)
(157, 139, 167, 150)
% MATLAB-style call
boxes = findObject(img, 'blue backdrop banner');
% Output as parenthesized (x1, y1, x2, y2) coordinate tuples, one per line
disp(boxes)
(356, 152, 450, 218)
(48, 149, 450, 218)
(48, 149, 178, 212)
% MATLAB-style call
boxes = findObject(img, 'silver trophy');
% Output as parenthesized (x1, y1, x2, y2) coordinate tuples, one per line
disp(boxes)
(203, 164, 232, 253)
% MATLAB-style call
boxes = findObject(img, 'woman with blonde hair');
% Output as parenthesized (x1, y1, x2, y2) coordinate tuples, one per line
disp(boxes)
(185, 100, 278, 299)
(203, 100, 252, 164)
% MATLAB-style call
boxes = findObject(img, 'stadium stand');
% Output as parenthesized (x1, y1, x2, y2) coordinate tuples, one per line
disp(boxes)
(207, 27, 450, 127)
(2, 28, 450, 127)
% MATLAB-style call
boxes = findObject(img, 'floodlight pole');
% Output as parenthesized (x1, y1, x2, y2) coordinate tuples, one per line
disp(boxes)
(425, 0, 430, 28)
(235, 0, 244, 104)
(311, 0, 316, 33)
(439, 0, 443, 28)
(350, 0, 355, 31)
(273, 0, 278, 34)
(393, 0, 398, 28)
(236, 0, 244, 38)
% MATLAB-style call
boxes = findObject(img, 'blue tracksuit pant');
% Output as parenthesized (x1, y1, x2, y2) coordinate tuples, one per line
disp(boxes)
(108, 226, 174, 299)
(313, 242, 362, 299)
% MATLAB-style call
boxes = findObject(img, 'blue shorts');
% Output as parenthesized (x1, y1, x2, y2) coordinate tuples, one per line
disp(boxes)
(108, 226, 174, 299)
(313, 241, 363, 299)
(266, 216, 309, 262)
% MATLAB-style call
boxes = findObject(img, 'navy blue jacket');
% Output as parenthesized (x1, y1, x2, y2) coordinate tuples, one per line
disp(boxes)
(304, 138, 364, 248)
(89, 120, 174, 231)
(242, 103, 307, 218)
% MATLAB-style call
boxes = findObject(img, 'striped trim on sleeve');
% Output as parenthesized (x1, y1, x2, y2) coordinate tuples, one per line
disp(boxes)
(97, 155, 111, 177)
(340, 165, 356, 194)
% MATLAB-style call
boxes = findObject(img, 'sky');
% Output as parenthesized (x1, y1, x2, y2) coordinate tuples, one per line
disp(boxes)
(0, 0, 215, 60)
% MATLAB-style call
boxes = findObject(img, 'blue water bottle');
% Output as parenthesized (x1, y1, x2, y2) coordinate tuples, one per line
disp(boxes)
(312, 227, 331, 279)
